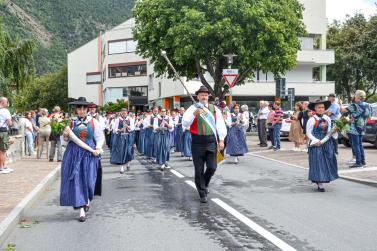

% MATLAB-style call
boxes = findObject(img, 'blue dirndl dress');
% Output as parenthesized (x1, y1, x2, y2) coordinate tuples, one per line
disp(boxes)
(182, 130, 192, 157)
(157, 129, 171, 165)
(110, 119, 128, 165)
(125, 131, 135, 163)
(308, 117, 339, 183)
(175, 117, 184, 152)
(138, 127, 146, 154)
(60, 119, 99, 208)
(226, 114, 248, 156)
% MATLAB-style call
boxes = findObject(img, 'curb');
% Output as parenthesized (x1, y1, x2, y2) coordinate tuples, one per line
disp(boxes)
(0, 164, 61, 246)
(339, 175, 377, 188)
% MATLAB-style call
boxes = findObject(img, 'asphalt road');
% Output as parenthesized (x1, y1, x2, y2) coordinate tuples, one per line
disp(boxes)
(3, 149, 377, 251)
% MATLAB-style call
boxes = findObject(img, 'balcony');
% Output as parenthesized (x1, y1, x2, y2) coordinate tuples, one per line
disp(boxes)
(230, 81, 335, 97)
(297, 49, 335, 65)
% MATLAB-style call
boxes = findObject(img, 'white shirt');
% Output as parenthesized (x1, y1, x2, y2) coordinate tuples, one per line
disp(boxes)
(182, 104, 227, 141)
(258, 107, 269, 120)
(0, 108, 11, 129)
(92, 118, 105, 149)
(306, 114, 337, 146)
(113, 116, 136, 132)
(24, 120, 33, 135)
(158, 116, 174, 132)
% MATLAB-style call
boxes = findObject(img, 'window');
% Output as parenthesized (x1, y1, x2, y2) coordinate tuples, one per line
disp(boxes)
(108, 62, 147, 78)
(86, 72, 101, 85)
(299, 37, 314, 50)
(108, 39, 138, 55)
(122, 86, 148, 97)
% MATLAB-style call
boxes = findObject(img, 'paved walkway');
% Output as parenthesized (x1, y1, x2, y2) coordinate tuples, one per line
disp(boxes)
(0, 156, 59, 222)
(247, 136, 377, 184)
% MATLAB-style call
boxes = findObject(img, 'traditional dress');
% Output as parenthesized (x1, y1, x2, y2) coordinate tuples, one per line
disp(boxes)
(182, 126, 192, 158)
(156, 116, 174, 168)
(110, 116, 128, 165)
(60, 117, 104, 208)
(226, 113, 248, 158)
(175, 114, 184, 154)
(137, 116, 146, 154)
(307, 114, 339, 184)
(183, 99, 227, 202)
(124, 116, 136, 164)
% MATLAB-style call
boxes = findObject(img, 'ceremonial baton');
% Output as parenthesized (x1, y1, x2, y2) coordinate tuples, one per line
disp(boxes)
(160, 50, 196, 103)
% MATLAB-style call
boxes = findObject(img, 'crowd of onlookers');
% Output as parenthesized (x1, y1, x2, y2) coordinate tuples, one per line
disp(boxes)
(255, 90, 372, 168)
(0, 97, 64, 175)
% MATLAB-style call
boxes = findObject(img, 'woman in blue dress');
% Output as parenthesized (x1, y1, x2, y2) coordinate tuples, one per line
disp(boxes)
(156, 108, 173, 170)
(110, 108, 129, 174)
(307, 100, 339, 192)
(226, 104, 248, 163)
(182, 126, 192, 161)
(175, 107, 185, 156)
(61, 97, 104, 222)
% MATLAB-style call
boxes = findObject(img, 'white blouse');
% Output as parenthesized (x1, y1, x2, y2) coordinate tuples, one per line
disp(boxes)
(306, 114, 337, 146)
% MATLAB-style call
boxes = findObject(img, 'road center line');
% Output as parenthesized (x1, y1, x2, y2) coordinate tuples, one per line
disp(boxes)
(211, 198, 297, 251)
(185, 180, 197, 190)
(170, 169, 185, 178)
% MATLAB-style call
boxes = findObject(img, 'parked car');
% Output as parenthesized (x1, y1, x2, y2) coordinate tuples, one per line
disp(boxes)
(280, 111, 294, 137)
(340, 103, 377, 148)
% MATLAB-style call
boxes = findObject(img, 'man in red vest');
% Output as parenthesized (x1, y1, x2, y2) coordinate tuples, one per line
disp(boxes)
(182, 86, 227, 203)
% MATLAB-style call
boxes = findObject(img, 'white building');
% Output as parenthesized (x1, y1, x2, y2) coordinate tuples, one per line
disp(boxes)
(68, 0, 334, 112)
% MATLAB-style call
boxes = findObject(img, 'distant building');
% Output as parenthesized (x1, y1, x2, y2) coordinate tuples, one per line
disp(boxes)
(68, 0, 334, 112)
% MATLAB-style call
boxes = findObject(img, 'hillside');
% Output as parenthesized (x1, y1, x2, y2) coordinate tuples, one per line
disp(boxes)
(0, 0, 134, 75)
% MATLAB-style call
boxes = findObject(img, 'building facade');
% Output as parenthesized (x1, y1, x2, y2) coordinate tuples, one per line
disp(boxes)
(68, 0, 334, 112)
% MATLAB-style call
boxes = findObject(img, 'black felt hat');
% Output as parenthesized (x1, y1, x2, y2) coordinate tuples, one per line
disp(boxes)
(308, 99, 331, 111)
(195, 86, 210, 95)
(69, 97, 91, 107)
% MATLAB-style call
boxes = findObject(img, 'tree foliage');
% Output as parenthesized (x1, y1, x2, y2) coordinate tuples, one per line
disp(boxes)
(14, 65, 69, 112)
(327, 14, 377, 102)
(133, 0, 305, 98)
(0, 19, 35, 100)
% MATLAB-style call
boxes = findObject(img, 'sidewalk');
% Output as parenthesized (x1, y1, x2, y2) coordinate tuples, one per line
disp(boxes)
(247, 136, 377, 186)
(0, 156, 60, 244)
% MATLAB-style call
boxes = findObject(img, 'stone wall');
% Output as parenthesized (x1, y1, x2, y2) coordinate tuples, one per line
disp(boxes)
(6, 135, 24, 164)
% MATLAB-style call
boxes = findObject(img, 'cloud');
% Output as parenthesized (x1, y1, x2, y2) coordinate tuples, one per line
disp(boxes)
(327, 0, 376, 22)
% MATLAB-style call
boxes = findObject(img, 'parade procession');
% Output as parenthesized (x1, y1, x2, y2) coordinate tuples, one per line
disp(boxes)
(1, 0, 377, 250)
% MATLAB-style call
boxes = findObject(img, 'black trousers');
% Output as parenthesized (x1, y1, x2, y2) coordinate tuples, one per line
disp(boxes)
(192, 135, 217, 198)
(105, 130, 112, 149)
(257, 119, 267, 145)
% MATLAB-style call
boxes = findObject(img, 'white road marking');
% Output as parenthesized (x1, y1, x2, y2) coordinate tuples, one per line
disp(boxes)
(185, 180, 197, 190)
(211, 198, 297, 251)
(248, 153, 308, 170)
(170, 169, 185, 178)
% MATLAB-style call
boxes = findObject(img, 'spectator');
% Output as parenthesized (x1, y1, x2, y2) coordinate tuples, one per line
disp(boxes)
(0, 97, 14, 174)
(272, 101, 284, 151)
(267, 104, 275, 149)
(257, 101, 269, 147)
(289, 102, 306, 151)
(24, 111, 35, 156)
(326, 94, 341, 154)
(240, 105, 250, 134)
(35, 108, 42, 128)
(301, 101, 311, 134)
(341, 90, 371, 168)
(49, 106, 63, 162)
(37, 108, 51, 159)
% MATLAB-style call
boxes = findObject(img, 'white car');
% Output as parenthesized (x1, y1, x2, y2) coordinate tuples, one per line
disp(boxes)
(280, 111, 294, 137)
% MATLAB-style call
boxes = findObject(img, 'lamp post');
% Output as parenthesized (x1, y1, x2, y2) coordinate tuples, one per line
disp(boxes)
(223, 53, 237, 106)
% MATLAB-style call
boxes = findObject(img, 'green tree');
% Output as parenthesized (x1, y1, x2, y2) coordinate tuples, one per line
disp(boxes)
(15, 65, 69, 112)
(0, 19, 35, 95)
(327, 14, 377, 101)
(133, 0, 305, 98)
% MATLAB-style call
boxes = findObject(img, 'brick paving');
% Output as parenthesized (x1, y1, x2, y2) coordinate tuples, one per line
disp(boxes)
(0, 156, 59, 223)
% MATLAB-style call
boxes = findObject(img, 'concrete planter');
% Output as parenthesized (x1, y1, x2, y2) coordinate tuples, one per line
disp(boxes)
(6, 135, 24, 164)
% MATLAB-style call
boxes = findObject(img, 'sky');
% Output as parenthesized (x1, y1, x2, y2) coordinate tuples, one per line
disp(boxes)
(327, 0, 376, 22)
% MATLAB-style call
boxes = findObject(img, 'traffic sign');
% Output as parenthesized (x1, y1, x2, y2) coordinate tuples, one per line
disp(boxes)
(223, 69, 239, 89)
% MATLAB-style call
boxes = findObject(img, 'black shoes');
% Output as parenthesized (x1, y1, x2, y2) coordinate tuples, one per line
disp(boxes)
(317, 187, 326, 192)
(349, 163, 363, 168)
(79, 216, 86, 222)
(260, 144, 268, 147)
(200, 196, 208, 203)
(49, 159, 53, 162)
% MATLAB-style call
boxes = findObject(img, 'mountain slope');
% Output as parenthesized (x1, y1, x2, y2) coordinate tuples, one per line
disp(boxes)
(0, 0, 135, 74)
